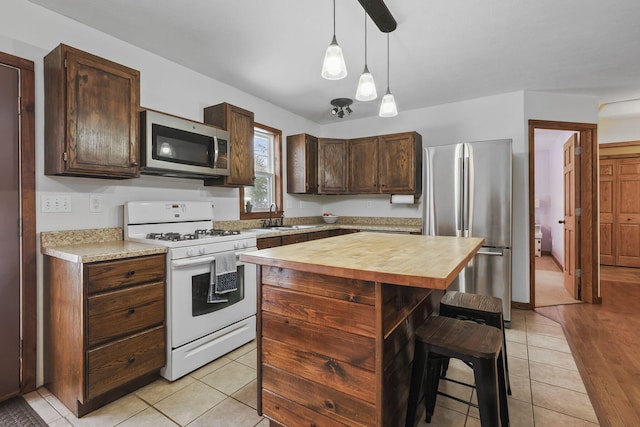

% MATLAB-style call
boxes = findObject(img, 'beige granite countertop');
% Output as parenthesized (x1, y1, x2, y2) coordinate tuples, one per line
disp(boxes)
(41, 228, 167, 263)
(240, 233, 483, 289)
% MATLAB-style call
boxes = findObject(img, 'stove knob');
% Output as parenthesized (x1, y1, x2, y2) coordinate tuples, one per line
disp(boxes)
(234, 242, 240, 250)
(186, 248, 195, 257)
(199, 247, 206, 255)
(243, 241, 250, 248)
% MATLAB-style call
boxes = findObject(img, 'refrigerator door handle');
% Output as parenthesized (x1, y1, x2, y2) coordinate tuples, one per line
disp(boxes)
(465, 143, 474, 237)
(478, 247, 505, 256)
(454, 144, 464, 236)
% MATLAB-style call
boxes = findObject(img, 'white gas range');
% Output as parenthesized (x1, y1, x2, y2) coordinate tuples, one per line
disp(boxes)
(124, 201, 257, 381)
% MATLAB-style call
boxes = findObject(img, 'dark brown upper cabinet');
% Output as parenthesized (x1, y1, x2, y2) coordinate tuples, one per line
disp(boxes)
(379, 132, 422, 194)
(349, 136, 380, 193)
(44, 44, 140, 179)
(318, 138, 348, 194)
(203, 103, 255, 187)
(287, 133, 318, 194)
(287, 131, 422, 196)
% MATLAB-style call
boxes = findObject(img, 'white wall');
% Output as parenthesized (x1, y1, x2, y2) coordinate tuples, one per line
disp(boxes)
(599, 116, 640, 143)
(548, 138, 565, 265)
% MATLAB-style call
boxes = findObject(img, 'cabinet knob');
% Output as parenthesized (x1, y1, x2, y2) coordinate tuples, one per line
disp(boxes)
(127, 270, 136, 277)
(128, 308, 136, 315)
(128, 355, 136, 364)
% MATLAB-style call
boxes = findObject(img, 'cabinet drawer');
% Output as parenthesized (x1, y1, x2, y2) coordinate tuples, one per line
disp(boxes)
(88, 281, 165, 346)
(281, 233, 309, 245)
(87, 254, 165, 294)
(87, 326, 165, 400)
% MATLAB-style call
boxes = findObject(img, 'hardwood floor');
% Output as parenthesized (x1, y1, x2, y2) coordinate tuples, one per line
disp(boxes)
(537, 266, 640, 427)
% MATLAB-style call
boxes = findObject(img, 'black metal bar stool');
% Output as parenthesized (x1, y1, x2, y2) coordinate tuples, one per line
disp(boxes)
(406, 315, 509, 427)
(439, 291, 511, 395)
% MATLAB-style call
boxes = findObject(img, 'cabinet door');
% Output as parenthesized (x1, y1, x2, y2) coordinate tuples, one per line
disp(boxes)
(599, 159, 615, 265)
(379, 132, 421, 194)
(616, 158, 640, 267)
(318, 138, 348, 194)
(45, 44, 140, 178)
(287, 134, 317, 194)
(349, 137, 379, 193)
(203, 103, 255, 187)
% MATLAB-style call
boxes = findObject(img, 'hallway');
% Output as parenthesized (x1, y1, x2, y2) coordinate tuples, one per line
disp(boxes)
(537, 266, 640, 426)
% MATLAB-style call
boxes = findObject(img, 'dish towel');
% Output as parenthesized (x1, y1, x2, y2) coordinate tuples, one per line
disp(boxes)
(207, 252, 237, 303)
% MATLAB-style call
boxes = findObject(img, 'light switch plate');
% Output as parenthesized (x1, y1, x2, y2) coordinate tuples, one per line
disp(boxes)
(41, 195, 71, 213)
(89, 194, 102, 213)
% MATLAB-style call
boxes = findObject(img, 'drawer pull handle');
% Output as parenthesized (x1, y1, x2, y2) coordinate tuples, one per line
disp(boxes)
(127, 270, 136, 277)
(128, 308, 136, 315)
(128, 356, 136, 364)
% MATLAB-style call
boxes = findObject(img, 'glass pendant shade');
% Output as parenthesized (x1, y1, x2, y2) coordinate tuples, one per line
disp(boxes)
(321, 35, 347, 80)
(379, 88, 398, 117)
(355, 65, 377, 101)
(379, 33, 398, 117)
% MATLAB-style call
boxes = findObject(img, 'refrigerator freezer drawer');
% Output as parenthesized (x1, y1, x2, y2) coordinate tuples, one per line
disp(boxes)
(447, 247, 512, 323)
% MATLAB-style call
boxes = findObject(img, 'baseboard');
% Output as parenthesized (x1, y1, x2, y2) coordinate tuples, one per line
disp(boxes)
(512, 301, 531, 310)
(550, 253, 564, 270)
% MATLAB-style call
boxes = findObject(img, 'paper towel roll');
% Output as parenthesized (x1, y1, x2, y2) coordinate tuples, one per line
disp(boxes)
(390, 194, 415, 204)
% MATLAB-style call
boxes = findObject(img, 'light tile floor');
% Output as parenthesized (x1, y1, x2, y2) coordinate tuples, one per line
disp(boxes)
(25, 310, 599, 426)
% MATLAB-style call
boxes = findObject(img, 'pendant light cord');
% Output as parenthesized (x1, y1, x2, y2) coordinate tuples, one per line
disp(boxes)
(364, 12, 368, 64)
(386, 32, 390, 89)
(333, 0, 336, 36)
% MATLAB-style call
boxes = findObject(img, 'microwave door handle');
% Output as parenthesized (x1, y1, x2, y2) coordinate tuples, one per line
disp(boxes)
(213, 136, 219, 167)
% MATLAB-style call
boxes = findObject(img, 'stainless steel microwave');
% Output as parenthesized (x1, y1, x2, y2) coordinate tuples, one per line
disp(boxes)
(140, 109, 230, 179)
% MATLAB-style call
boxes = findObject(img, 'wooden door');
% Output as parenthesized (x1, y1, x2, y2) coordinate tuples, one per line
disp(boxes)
(563, 135, 578, 298)
(599, 159, 615, 265)
(615, 158, 640, 267)
(348, 137, 379, 193)
(0, 63, 20, 400)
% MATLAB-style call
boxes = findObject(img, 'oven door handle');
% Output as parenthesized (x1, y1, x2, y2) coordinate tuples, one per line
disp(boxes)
(172, 255, 217, 268)
(171, 254, 243, 268)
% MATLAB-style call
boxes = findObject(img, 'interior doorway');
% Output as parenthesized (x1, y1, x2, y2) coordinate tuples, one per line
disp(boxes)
(0, 52, 36, 400)
(532, 129, 582, 307)
(528, 120, 600, 309)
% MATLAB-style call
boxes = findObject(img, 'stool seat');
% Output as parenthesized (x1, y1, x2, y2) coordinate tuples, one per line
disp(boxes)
(406, 315, 509, 427)
(440, 290, 503, 316)
(416, 315, 503, 360)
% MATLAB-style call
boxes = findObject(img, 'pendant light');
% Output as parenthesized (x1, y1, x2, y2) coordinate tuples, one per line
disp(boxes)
(321, 0, 347, 80)
(379, 32, 398, 117)
(355, 12, 377, 101)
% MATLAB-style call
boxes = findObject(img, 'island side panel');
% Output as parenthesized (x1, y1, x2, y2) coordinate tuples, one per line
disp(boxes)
(258, 266, 377, 426)
(380, 283, 437, 426)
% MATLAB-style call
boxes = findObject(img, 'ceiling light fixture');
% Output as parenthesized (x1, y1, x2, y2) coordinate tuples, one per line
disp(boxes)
(355, 11, 377, 101)
(330, 98, 353, 118)
(379, 32, 398, 117)
(321, 0, 347, 80)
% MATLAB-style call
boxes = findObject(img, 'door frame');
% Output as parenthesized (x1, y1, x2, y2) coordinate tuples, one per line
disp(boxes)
(0, 52, 36, 394)
(528, 120, 600, 308)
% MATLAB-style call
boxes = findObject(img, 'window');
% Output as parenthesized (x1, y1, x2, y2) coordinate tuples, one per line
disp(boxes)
(239, 123, 282, 219)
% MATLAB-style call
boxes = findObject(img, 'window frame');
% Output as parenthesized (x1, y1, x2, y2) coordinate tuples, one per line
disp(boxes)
(239, 122, 283, 220)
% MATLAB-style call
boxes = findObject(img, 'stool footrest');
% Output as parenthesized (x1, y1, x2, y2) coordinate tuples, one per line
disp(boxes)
(440, 376, 475, 389)
(437, 391, 479, 409)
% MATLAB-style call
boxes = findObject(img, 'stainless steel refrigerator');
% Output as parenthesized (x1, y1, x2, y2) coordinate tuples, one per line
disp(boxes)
(423, 139, 513, 323)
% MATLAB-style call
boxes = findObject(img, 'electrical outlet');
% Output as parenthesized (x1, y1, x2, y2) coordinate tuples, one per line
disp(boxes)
(41, 195, 71, 213)
(366, 201, 373, 209)
(299, 201, 305, 209)
(90, 194, 102, 213)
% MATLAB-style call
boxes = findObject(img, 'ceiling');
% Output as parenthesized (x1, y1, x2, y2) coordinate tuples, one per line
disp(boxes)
(28, 0, 640, 124)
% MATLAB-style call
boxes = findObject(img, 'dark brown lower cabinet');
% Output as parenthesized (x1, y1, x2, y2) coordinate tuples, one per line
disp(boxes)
(44, 254, 166, 417)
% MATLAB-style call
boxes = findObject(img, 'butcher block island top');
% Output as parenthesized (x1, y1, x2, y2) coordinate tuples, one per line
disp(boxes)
(240, 232, 484, 289)
(240, 233, 484, 427)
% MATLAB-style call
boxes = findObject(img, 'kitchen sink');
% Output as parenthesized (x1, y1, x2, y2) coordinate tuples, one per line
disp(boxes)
(245, 225, 320, 233)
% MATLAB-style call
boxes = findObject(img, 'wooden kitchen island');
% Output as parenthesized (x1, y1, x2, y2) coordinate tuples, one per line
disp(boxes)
(240, 232, 484, 427)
